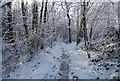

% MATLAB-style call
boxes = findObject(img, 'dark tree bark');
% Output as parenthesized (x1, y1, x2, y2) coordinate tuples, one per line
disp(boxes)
(21, 1, 28, 38)
(43, 0, 48, 23)
(51, 2, 55, 26)
(118, 1, 120, 40)
(82, 1, 90, 58)
(67, 12, 72, 43)
(32, 0, 38, 34)
(40, 0, 44, 24)
(76, 7, 80, 45)
(65, 0, 72, 43)
(82, 2, 88, 46)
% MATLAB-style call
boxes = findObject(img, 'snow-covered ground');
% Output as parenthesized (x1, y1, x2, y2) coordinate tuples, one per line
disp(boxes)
(7, 41, 118, 79)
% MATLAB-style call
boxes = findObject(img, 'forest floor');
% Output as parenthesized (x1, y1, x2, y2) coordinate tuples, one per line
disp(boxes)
(8, 41, 118, 79)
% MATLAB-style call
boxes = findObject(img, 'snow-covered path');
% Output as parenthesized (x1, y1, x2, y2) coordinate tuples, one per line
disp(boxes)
(7, 42, 117, 79)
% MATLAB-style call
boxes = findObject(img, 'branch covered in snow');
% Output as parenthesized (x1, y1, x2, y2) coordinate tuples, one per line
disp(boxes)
(0, 0, 13, 7)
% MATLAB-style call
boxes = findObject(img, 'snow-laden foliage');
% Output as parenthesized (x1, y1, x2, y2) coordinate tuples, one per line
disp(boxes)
(0, 0, 13, 7)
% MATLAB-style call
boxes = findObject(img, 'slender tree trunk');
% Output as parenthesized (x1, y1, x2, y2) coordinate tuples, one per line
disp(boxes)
(83, 2, 88, 45)
(76, 8, 80, 45)
(76, 5, 83, 45)
(52, 2, 55, 26)
(43, 0, 48, 23)
(21, 1, 28, 38)
(82, 1, 90, 58)
(67, 12, 72, 43)
(40, 0, 44, 24)
(65, 0, 72, 43)
(89, 26, 93, 43)
(118, 1, 120, 40)
(32, 0, 38, 34)
(89, 19, 94, 48)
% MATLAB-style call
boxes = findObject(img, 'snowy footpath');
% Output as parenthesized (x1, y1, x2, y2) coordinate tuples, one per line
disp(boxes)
(8, 42, 118, 79)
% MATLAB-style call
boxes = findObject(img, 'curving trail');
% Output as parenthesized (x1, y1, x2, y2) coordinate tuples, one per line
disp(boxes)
(7, 42, 117, 79)
(59, 48, 70, 79)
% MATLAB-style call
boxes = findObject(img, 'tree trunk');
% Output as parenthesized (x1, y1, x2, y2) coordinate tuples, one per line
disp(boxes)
(65, 0, 72, 43)
(118, 1, 120, 40)
(32, 0, 38, 34)
(82, 1, 90, 58)
(83, 2, 88, 45)
(52, 2, 55, 26)
(76, 5, 83, 45)
(76, 7, 80, 45)
(67, 13, 72, 43)
(21, 1, 28, 38)
(40, 0, 44, 24)
(43, 0, 48, 23)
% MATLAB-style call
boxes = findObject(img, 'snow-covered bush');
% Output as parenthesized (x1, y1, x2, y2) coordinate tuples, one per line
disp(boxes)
(92, 27, 119, 59)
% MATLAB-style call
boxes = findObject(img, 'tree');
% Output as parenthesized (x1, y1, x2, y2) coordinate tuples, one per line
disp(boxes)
(43, 0, 48, 23)
(118, 1, 120, 40)
(2, 2, 14, 43)
(32, 0, 38, 34)
(82, 0, 90, 58)
(89, 3, 106, 47)
(82, 1, 88, 47)
(64, 0, 72, 43)
(0, 0, 13, 7)
(1, 1, 20, 78)
(39, 0, 44, 24)
(76, 2, 83, 45)
(21, 0, 28, 38)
